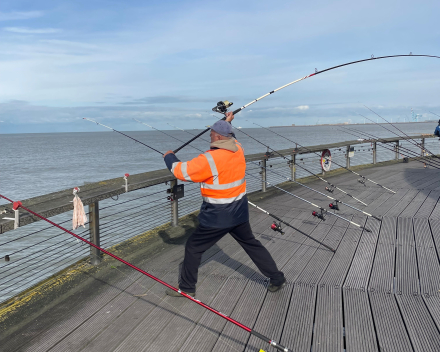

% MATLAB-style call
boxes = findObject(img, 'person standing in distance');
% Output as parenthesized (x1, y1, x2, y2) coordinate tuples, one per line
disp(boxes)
(163, 112, 286, 297)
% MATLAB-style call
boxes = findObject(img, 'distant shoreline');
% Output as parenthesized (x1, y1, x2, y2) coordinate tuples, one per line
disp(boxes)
(271, 120, 438, 128)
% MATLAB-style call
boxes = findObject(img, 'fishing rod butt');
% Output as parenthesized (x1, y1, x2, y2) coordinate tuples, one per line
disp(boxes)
(250, 330, 291, 352)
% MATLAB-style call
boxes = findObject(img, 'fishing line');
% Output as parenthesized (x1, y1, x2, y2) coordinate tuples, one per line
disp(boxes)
(173, 54, 440, 153)
(361, 107, 438, 158)
(341, 124, 440, 166)
(0, 194, 293, 352)
(338, 125, 440, 169)
(250, 121, 396, 194)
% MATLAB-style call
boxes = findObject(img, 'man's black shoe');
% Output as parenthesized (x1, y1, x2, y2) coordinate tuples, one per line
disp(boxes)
(165, 288, 195, 297)
(267, 278, 286, 292)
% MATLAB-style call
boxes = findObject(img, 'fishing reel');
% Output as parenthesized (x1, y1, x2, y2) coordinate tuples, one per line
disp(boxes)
(358, 176, 366, 185)
(325, 186, 334, 193)
(212, 100, 233, 114)
(329, 200, 340, 211)
(270, 222, 284, 235)
(312, 209, 326, 221)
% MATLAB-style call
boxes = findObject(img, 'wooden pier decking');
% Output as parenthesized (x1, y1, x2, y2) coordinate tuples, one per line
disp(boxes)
(2, 160, 440, 351)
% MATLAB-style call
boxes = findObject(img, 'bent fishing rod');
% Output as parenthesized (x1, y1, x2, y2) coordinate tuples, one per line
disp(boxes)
(223, 121, 368, 206)
(173, 54, 440, 154)
(338, 125, 440, 169)
(167, 122, 380, 222)
(340, 125, 440, 169)
(250, 121, 396, 194)
(361, 107, 439, 158)
(0, 194, 293, 352)
(84, 118, 335, 251)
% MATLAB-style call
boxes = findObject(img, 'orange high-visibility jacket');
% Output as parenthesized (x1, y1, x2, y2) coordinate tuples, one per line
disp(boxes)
(164, 141, 249, 228)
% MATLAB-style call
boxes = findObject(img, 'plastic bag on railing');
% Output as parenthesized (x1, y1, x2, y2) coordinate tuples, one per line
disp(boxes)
(72, 188, 87, 230)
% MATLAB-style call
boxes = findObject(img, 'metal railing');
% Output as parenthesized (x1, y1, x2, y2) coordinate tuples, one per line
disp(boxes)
(0, 134, 438, 304)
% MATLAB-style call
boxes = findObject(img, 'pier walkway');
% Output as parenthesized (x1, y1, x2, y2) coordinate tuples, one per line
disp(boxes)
(2, 160, 440, 352)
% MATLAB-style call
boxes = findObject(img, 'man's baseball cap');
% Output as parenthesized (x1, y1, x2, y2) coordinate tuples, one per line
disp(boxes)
(211, 120, 232, 137)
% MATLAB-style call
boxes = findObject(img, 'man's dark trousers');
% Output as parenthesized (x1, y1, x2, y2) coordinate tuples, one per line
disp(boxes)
(178, 220, 285, 293)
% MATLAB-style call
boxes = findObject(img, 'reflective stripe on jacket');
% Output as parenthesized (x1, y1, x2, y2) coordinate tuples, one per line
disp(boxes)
(164, 141, 249, 228)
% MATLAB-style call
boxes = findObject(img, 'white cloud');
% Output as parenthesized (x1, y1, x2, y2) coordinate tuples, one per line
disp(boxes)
(295, 105, 309, 110)
(185, 113, 203, 118)
(0, 11, 43, 21)
(4, 27, 61, 34)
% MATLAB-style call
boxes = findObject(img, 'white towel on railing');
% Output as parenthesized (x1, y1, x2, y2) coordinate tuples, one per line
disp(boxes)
(73, 195, 87, 230)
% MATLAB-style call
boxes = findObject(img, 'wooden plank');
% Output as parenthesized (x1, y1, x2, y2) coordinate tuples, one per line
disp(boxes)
(368, 292, 413, 352)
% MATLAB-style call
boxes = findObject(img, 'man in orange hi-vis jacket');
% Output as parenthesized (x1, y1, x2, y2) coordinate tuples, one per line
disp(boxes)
(163, 112, 285, 297)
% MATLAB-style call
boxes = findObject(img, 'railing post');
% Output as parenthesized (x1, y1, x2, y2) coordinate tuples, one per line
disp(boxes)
(373, 142, 377, 164)
(421, 138, 425, 157)
(170, 179, 179, 226)
(395, 141, 399, 160)
(14, 208, 20, 229)
(346, 145, 350, 168)
(291, 153, 296, 181)
(89, 201, 102, 265)
(261, 158, 267, 192)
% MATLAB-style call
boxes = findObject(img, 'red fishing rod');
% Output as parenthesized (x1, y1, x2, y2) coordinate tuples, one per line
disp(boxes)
(0, 193, 292, 352)
(173, 54, 440, 153)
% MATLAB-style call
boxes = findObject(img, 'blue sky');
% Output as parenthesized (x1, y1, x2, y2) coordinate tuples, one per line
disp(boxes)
(0, 0, 439, 133)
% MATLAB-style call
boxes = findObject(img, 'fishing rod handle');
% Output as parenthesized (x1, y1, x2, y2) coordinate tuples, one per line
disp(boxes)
(173, 127, 210, 153)
(173, 117, 228, 154)
(250, 331, 291, 352)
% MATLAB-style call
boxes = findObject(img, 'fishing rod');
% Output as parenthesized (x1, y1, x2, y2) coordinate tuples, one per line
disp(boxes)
(167, 122, 380, 222)
(83, 118, 164, 155)
(250, 121, 396, 193)
(0, 194, 293, 352)
(362, 107, 439, 158)
(430, 111, 440, 119)
(336, 126, 440, 169)
(223, 121, 368, 206)
(133, 118, 205, 154)
(339, 127, 438, 169)
(173, 54, 440, 153)
(85, 118, 335, 250)
(339, 124, 440, 166)
(244, 173, 371, 232)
